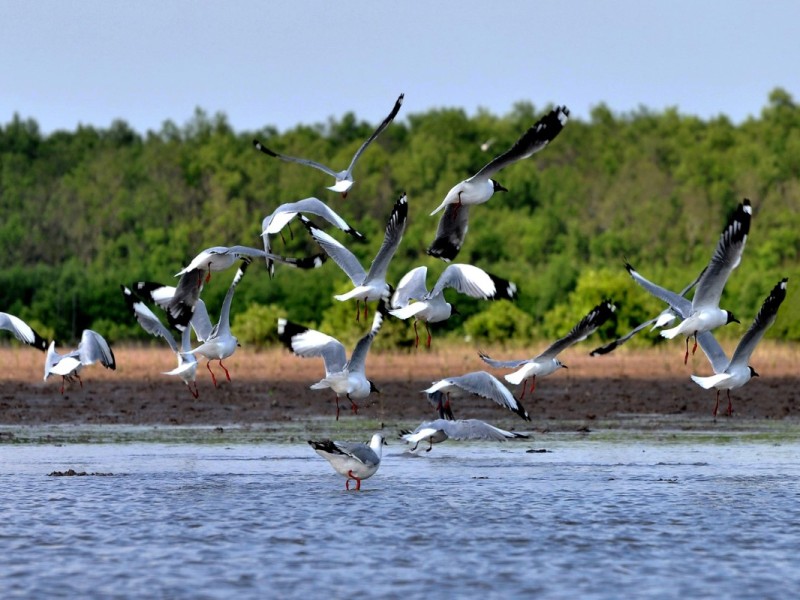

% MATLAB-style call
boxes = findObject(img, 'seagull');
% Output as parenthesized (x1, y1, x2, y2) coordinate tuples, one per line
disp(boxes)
(424, 371, 531, 421)
(427, 105, 569, 261)
(389, 264, 518, 348)
(277, 302, 386, 419)
(626, 199, 752, 363)
(400, 419, 528, 452)
(131, 281, 214, 344)
(44, 330, 116, 394)
(121, 285, 200, 398)
(189, 259, 250, 387)
(308, 433, 386, 490)
(480, 300, 616, 400)
(590, 270, 704, 356)
(261, 197, 365, 277)
(0, 312, 47, 351)
(254, 92, 404, 198)
(302, 192, 407, 321)
(692, 278, 788, 417)
(166, 246, 325, 330)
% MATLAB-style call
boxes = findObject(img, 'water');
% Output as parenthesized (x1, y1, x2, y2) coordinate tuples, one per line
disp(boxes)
(2, 429, 800, 598)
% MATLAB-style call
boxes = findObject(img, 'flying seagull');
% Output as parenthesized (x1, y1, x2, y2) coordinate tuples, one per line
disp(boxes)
(254, 92, 404, 198)
(261, 197, 365, 277)
(626, 199, 752, 363)
(390, 264, 518, 348)
(424, 371, 531, 421)
(303, 192, 407, 321)
(308, 433, 386, 490)
(0, 312, 47, 351)
(427, 105, 569, 261)
(692, 278, 788, 417)
(121, 285, 200, 398)
(278, 301, 387, 420)
(480, 300, 616, 399)
(400, 419, 528, 452)
(44, 330, 116, 394)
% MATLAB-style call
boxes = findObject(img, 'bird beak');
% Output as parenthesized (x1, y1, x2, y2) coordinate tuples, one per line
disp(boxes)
(561, 364, 569, 369)
(496, 183, 509, 193)
(752, 369, 760, 377)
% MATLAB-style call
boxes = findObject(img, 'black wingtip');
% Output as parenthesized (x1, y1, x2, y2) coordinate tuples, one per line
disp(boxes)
(253, 138, 278, 157)
(426, 240, 459, 262)
(277, 318, 309, 350)
(589, 341, 619, 357)
(488, 274, 518, 301)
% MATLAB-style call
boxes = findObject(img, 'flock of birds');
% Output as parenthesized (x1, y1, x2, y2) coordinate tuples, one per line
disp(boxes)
(1, 93, 789, 490)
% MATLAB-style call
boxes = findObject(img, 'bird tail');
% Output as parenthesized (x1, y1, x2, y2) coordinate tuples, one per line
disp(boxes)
(690, 373, 729, 389)
(660, 325, 681, 339)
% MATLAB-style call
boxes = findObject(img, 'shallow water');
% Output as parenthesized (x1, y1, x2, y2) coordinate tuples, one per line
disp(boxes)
(2, 430, 800, 598)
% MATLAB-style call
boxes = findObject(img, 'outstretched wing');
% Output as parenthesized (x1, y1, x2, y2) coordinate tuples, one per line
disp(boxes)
(537, 300, 616, 361)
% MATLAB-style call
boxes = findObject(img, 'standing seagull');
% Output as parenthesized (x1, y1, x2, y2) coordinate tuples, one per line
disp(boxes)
(44, 330, 116, 393)
(424, 371, 531, 421)
(0, 312, 47, 351)
(390, 264, 518, 348)
(692, 278, 788, 417)
(121, 286, 200, 398)
(303, 192, 408, 321)
(278, 303, 385, 419)
(400, 419, 528, 452)
(253, 92, 404, 198)
(427, 105, 569, 261)
(480, 300, 616, 400)
(627, 199, 752, 363)
(189, 259, 250, 387)
(261, 197, 365, 277)
(308, 433, 386, 490)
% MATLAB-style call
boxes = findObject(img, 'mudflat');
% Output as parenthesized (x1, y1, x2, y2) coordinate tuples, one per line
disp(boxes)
(2, 342, 798, 429)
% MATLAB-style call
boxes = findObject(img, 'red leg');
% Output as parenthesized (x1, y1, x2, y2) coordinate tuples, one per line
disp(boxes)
(691, 333, 698, 357)
(363, 302, 369, 321)
(347, 470, 361, 490)
(345, 476, 351, 490)
(205, 268, 212, 284)
(207, 361, 218, 387)
(77, 374, 83, 389)
(355, 300, 361, 322)
(335, 396, 340, 421)
(727, 390, 733, 417)
(519, 378, 528, 401)
(684, 337, 690, 365)
(413, 320, 420, 348)
(60, 378, 66, 395)
(530, 376, 536, 394)
(425, 323, 432, 349)
(219, 359, 231, 382)
(188, 382, 199, 399)
(713, 389, 720, 418)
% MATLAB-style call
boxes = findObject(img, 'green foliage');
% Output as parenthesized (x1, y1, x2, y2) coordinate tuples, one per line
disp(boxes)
(233, 303, 288, 348)
(2, 90, 800, 346)
(462, 301, 534, 344)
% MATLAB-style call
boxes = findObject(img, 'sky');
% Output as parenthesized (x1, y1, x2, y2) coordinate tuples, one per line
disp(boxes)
(2, 0, 799, 135)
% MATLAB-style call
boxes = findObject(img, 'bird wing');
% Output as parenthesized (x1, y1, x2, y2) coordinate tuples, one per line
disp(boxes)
(477, 351, 531, 370)
(344, 92, 404, 176)
(301, 216, 367, 285)
(429, 264, 517, 301)
(728, 278, 788, 369)
(626, 263, 693, 318)
(253, 139, 341, 178)
(121, 286, 180, 353)
(0, 312, 47, 351)
(537, 300, 616, 360)
(695, 331, 730, 374)
(213, 259, 249, 338)
(347, 302, 386, 374)
(427, 370, 530, 421)
(426, 204, 470, 262)
(277, 319, 347, 374)
(363, 193, 408, 283)
(332, 441, 380, 466)
(391, 266, 429, 308)
(78, 330, 116, 370)
(472, 106, 569, 180)
(692, 199, 752, 310)
(440, 419, 528, 441)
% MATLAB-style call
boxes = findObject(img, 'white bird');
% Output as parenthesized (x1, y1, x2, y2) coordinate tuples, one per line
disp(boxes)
(590, 270, 703, 356)
(167, 246, 325, 330)
(121, 285, 200, 398)
(303, 192, 407, 321)
(390, 264, 518, 348)
(693, 278, 788, 417)
(308, 433, 386, 490)
(480, 300, 616, 400)
(0, 312, 47, 351)
(131, 281, 214, 344)
(427, 106, 569, 261)
(44, 330, 116, 394)
(400, 419, 528, 452)
(424, 371, 531, 421)
(254, 92, 404, 198)
(278, 303, 385, 419)
(261, 197, 365, 277)
(626, 199, 752, 363)
(189, 259, 250, 387)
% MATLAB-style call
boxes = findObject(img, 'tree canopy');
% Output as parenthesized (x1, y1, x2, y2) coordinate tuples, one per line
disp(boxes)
(2, 90, 798, 348)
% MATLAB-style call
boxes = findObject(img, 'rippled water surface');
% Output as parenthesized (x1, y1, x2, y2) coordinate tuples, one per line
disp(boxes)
(2, 429, 800, 598)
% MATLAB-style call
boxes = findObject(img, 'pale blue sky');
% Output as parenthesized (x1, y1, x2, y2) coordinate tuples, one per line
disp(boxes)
(2, 0, 798, 134)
